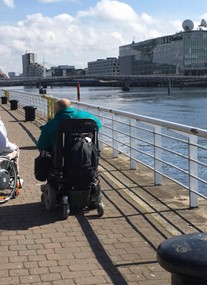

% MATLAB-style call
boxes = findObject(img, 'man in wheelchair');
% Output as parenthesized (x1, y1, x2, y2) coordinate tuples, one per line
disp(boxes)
(36, 98, 104, 219)
(37, 98, 101, 152)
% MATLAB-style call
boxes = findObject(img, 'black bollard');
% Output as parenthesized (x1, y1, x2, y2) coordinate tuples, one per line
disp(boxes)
(10, 100, 19, 110)
(1, 96, 7, 104)
(157, 233, 207, 285)
(23, 106, 37, 121)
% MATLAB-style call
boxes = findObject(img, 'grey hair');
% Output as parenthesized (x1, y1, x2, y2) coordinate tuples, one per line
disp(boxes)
(55, 98, 72, 112)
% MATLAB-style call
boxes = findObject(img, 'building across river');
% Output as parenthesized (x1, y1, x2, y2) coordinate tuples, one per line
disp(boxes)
(119, 19, 207, 76)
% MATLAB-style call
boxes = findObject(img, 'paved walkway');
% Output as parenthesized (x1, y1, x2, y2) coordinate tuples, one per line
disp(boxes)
(0, 103, 207, 285)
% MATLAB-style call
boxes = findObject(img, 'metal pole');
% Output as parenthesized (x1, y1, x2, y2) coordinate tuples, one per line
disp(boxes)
(77, 82, 80, 101)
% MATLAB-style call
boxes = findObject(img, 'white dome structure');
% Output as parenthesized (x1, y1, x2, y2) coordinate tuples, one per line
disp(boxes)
(182, 19, 194, 31)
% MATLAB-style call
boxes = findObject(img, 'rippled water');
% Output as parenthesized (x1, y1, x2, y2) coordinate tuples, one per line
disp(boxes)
(9, 85, 207, 129)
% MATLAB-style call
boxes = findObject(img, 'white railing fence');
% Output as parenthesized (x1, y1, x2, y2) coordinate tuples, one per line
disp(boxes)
(2, 89, 48, 118)
(2, 89, 207, 208)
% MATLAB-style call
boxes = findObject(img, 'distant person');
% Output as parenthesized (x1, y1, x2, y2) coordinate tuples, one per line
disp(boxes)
(37, 98, 102, 152)
(0, 118, 23, 188)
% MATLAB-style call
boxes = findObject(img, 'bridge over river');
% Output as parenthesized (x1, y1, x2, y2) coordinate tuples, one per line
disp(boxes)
(0, 74, 207, 88)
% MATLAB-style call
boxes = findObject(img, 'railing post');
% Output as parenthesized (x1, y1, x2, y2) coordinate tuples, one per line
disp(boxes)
(154, 126, 162, 185)
(189, 134, 198, 208)
(41, 95, 56, 120)
(98, 132, 103, 150)
(130, 119, 137, 170)
(98, 108, 103, 150)
(4, 89, 10, 101)
(112, 114, 118, 158)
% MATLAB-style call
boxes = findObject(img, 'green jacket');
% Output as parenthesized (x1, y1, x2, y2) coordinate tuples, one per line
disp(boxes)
(37, 107, 102, 151)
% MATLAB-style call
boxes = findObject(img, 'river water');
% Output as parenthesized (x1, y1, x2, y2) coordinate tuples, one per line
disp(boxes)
(11, 85, 207, 130)
(6, 85, 207, 196)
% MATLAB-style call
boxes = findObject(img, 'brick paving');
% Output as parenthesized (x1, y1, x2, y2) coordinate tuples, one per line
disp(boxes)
(0, 103, 207, 285)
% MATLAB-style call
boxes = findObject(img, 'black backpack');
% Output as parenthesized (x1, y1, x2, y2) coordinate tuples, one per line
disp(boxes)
(65, 134, 99, 188)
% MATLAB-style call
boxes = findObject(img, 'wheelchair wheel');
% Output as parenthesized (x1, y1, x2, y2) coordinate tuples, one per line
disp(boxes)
(97, 202, 104, 217)
(43, 184, 57, 211)
(63, 204, 70, 220)
(41, 193, 44, 204)
(0, 157, 17, 204)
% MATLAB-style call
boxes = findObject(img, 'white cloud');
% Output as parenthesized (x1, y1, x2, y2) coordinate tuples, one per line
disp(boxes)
(78, 0, 138, 22)
(0, 0, 184, 74)
(2, 0, 14, 8)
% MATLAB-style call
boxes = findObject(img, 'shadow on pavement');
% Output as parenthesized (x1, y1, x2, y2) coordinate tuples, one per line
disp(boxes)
(76, 215, 129, 285)
(0, 202, 63, 230)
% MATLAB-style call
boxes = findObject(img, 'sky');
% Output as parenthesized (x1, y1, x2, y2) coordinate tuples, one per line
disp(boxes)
(0, 0, 207, 75)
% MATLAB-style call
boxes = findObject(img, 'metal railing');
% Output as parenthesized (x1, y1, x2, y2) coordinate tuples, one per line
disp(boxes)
(1, 89, 49, 119)
(2, 89, 207, 208)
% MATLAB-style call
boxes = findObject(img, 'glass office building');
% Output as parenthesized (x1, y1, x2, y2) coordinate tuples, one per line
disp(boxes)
(119, 30, 207, 76)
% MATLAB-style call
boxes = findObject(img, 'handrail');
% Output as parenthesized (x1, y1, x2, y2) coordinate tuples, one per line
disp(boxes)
(3, 88, 207, 208)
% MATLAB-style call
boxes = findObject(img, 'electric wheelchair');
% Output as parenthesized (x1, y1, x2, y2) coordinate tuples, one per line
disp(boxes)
(0, 156, 19, 204)
(40, 118, 104, 220)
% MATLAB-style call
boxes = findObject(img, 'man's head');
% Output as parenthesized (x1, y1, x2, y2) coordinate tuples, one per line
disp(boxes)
(54, 98, 72, 113)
